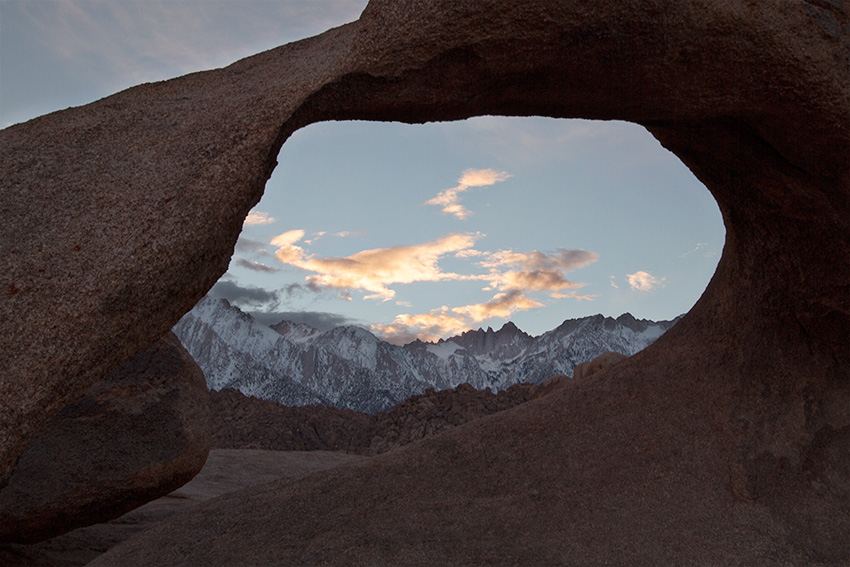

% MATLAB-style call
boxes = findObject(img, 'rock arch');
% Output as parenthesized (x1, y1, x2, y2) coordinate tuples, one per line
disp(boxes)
(1, 1, 847, 562)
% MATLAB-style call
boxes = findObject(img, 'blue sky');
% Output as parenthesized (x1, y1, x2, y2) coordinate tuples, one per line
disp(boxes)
(1, 0, 724, 343)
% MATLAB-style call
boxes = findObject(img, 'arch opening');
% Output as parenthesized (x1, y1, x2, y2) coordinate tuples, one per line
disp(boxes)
(215, 117, 724, 345)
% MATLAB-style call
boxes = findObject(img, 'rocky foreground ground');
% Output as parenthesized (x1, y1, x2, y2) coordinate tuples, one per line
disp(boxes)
(1, 379, 568, 566)
(0, 450, 367, 567)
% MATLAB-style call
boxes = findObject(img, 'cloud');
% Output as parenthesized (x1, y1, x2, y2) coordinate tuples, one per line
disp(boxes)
(372, 290, 544, 345)
(452, 290, 543, 321)
(424, 168, 511, 219)
(271, 229, 307, 263)
(243, 210, 276, 226)
(441, 116, 662, 166)
(2, 0, 366, 126)
(209, 279, 280, 311)
(271, 229, 306, 247)
(479, 248, 599, 296)
(263, 227, 598, 343)
(234, 235, 270, 255)
(333, 230, 367, 238)
(208, 278, 360, 329)
(249, 310, 359, 331)
(279, 282, 324, 296)
(609, 276, 620, 289)
(234, 258, 279, 273)
(480, 249, 597, 271)
(304, 231, 326, 245)
(678, 242, 707, 258)
(627, 270, 666, 291)
(371, 307, 473, 345)
(17, 0, 366, 87)
(273, 231, 482, 301)
(550, 289, 598, 301)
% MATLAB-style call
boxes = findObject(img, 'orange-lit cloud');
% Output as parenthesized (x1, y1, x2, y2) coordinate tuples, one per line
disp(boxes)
(452, 290, 544, 321)
(271, 229, 307, 264)
(273, 231, 483, 301)
(269, 227, 599, 342)
(424, 168, 511, 220)
(271, 229, 306, 247)
(371, 307, 473, 344)
(479, 248, 599, 296)
(304, 231, 326, 245)
(550, 289, 597, 301)
(372, 290, 544, 344)
(627, 270, 666, 291)
(243, 210, 277, 226)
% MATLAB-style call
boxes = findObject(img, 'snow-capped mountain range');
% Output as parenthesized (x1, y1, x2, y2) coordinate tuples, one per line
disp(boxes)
(173, 296, 681, 413)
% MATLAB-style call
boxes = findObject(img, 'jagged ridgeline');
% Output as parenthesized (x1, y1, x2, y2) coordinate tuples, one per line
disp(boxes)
(173, 297, 681, 413)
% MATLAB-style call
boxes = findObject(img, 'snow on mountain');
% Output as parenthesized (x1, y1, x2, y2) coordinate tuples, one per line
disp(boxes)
(173, 296, 680, 413)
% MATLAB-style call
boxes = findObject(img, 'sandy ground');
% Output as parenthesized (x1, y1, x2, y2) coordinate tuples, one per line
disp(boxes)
(0, 449, 368, 566)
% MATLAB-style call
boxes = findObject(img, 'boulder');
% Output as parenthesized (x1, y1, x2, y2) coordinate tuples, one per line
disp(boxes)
(0, 332, 209, 544)
(573, 351, 628, 380)
(1, 0, 848, 564)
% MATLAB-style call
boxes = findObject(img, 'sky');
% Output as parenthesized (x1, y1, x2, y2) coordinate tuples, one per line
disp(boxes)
(1, 0, 725, 344)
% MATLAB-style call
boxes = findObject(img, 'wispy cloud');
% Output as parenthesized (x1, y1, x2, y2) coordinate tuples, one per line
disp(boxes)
(234, 258, 279, 273)
(679, 242, 718, 259)
(234, 235, 270, 255)
(16, 0, 366, 87)
(304, 231, 326, 245)
(550, 289, 598, 301)
(243, 210, 277, 226)
(333, 230, 367, 238)
(2, 0, 367, 125)
(272, 231, 482, 301)
(424, 168, 511, 220)
(440, 117, 664, 166)
(627, 271, 666, 291)
(251, 310, 359, 330)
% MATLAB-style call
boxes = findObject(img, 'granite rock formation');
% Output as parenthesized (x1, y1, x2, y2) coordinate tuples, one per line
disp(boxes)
(1, 0, 848, 564)
(573, 351, 628, 380)
(210, 378, 562, 455)
(0, 333, 209, 544)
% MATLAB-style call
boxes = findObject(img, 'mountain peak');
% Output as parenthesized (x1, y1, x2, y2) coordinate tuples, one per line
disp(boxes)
(174, 298, 681, 413)
(269, 319, 321, 343)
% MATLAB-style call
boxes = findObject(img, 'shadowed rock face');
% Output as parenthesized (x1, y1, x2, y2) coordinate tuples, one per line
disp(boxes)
(0, 332, 209, 544)
(1, 0, 848, 563)
(573, 351, 628, 380)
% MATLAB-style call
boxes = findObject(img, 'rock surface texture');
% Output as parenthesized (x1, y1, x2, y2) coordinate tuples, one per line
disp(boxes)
(572, 351, 628, 380)
(0, 332, 209, 544)
(0, 450, 365, 567)
(2, 0, 848, 564)
(209, 379, 562, 455)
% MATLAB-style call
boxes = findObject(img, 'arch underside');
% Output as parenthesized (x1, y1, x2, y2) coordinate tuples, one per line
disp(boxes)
(1, 1, 848, 563)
